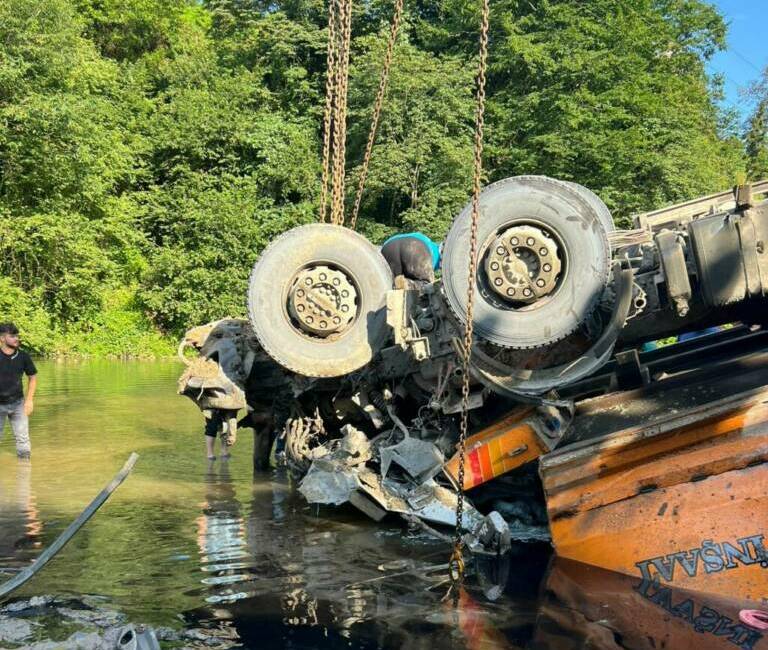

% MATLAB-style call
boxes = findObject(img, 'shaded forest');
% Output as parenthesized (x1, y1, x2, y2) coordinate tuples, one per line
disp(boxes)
(1, 0, 765, 355)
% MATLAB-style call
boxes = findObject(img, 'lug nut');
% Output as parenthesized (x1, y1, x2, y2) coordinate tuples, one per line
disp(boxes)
(490, 262, 500, 271)
(511, 237, 519, 246)
(297, 305, 305, 312)
(527, 237, 535, 246)
(523, 288, 532, 297)
(543, 263, 551, 272)
(341, 305, 349, 312)
(494, 278, 503, 287)
(306, 316, 314, 323)
(536, 279, 546, 288)
(496, 246, 506, 256)
(540, 248, 548, 256)
(507, 288, 516, 297)
(320, 321, 327, 328)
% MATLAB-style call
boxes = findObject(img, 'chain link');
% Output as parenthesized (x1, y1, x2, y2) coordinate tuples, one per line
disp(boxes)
(450, 0, 490, 598)
(319, 0, 340, 223)
(330, 0, 353, 226)
(349, 0, 404, 230)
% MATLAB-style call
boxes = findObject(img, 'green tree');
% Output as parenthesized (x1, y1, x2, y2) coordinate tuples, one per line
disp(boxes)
(745, 69, 768, 181)
(0, 0, 752, 353)
(479, 0, 744, 223)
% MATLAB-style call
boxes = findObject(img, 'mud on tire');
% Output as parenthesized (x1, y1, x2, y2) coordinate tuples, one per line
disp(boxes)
(247, 224, 393, 377)
(442, 176, 613, 349)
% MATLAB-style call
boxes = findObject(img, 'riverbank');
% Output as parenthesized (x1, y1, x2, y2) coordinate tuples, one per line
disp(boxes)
(0, 594, 236, 649)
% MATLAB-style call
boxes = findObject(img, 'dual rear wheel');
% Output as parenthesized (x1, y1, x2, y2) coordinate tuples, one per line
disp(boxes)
(247, 177, 614, 380)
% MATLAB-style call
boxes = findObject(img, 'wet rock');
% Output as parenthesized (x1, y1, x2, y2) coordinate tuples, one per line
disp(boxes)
(24, 630, 112, 650)
(0, 614, 34, 643)
(155, 625, 183, 641)
(60, 631, 110, 649)
(182, 626, 240, 648)
(59, 605, 126, 628)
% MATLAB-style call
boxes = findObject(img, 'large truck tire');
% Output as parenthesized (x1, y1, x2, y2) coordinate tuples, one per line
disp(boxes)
(247, 224, 393, 377)
(442, 176, 613, 349)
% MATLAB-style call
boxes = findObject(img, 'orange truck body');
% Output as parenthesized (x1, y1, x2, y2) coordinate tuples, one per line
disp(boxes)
(446, 348, 768, 605)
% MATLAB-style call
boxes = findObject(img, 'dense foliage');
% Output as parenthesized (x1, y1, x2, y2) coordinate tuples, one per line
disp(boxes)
(745, 68, 768, 182)
(0, 0, 748, 355)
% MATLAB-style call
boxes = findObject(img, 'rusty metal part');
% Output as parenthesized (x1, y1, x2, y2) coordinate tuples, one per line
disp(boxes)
(288, 265, 358, 336)
(470, 264, 634, 396)
(484, 225, 562, 303)
(541, 368, 768, 602)
(349, 0, 404, 230)
(284, 411, 328, 475)
(177, 319, 253, 412)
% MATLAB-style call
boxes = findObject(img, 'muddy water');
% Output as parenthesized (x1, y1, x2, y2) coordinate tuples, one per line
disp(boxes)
(0, 361, 553, 649)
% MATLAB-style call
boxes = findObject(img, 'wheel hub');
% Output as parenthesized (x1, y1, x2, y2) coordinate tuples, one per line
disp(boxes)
(484, 225, 562, 304)
(288, 265, 358, 337)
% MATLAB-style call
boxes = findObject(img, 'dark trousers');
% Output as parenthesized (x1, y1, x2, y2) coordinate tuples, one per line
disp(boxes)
(381, 237, 435, 283)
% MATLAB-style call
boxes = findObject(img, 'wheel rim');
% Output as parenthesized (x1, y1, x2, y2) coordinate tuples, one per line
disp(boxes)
(287, 265, 358, 337)
(484, 224, 562, 304)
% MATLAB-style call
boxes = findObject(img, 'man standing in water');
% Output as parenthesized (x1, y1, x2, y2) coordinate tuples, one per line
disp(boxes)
(0, 323, 37, 459)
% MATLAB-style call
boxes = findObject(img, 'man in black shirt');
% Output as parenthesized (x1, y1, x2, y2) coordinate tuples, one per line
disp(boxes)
(0, 323, 37, 459)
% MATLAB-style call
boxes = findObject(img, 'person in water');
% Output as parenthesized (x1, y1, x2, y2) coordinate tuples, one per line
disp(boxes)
(0, 323, 37, 459)
(380, 232, 441, 284)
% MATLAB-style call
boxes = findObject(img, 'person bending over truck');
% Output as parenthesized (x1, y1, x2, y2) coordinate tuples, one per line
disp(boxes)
(0, 323, 37, 459)
(381, 232, 441, 284)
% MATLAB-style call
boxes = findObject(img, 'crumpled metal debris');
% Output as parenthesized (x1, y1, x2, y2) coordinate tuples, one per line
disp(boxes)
(465, 511, 512, 556)
(299, 459, 359, 505)
(298, 425, 372, 505)
(379, 433, 444, 483)
(292, 415, 514, 552)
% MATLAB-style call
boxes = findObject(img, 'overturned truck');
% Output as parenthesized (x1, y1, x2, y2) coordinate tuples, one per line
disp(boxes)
(178, 176, 768, 575)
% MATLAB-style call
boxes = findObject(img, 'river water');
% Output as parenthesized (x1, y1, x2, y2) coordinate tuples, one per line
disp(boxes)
(0, 360, 554, 649)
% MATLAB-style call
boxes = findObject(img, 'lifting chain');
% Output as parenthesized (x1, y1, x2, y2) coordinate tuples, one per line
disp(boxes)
(330, 0, 353, 225)
(348, 0, 404, 230)
(449, 0, 490, 602)
(319, 0, 353, 225)
(319, 0, 339, 223)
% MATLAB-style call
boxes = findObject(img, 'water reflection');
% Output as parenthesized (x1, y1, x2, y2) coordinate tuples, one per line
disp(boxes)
(196, 461, 249, 599)
(0, 460, 42, 571)
(186, 461, 539, 649)
(532, 558, 763, 650)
